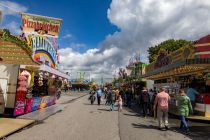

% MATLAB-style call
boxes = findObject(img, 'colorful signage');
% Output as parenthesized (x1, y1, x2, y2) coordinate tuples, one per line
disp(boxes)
(154, 50, 172, 69)
(21, 13, 62, 37)
(13, 100, 25, 116)
(146, 47, 194, 74)
(31, 97, 42, 111)
(27, 35, 57, 68)
(25, 96, 56, 114)
(25, 98, 34, 113)
(40, 96, 50, 108)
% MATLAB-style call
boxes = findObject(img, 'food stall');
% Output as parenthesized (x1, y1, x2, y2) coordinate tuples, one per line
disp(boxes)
(143, 35, 210, 118)
(0, 29, 39, 115)
(0, 13, 70, 117)
(13, 13, 69, 116)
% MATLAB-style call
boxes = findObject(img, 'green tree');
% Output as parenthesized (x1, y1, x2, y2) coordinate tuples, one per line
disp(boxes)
(147, 39, 192, 63)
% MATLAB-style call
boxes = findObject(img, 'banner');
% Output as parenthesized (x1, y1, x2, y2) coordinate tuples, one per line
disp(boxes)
(25, 98, 34, 113)
(31, 97, 41, 111)
(21, 13, 62, 37)
(25, 96, 56, 113)
(13, 100, 25, 116)
(26, 35, 58, 68)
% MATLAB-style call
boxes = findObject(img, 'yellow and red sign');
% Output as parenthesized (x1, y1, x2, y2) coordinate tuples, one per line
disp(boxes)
(21, 13, 62, 37)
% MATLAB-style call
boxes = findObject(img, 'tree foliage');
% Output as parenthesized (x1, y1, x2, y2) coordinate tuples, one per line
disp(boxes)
(147, 39, 191, 63)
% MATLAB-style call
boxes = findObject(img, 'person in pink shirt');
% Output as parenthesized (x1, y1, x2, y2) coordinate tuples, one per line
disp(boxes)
(154, 87, 170, 130)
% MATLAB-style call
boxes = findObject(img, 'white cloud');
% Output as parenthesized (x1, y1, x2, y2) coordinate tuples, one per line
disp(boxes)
(59, 0, 210, 80)
(0, 1, 28, 35)
(0, 1, 28, 16)
(4, 21, 21, 34)
(59, 44, 121, 79)
(62, 33, 72, 39)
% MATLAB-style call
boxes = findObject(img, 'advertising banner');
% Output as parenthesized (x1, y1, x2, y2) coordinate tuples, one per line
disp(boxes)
(13, 100, 25, 116)
(21, 13, 62, 38)
(31, 97, 42, 111)
(40, 96, 50, 108)
(25, 96, 56, 113)
(25, 98, 34, 113)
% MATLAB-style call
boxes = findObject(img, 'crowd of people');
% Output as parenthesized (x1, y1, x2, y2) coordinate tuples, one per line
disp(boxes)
(88, 85, 194, 135)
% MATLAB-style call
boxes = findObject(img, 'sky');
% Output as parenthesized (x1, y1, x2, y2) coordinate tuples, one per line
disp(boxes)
(1, 0, 210, 80)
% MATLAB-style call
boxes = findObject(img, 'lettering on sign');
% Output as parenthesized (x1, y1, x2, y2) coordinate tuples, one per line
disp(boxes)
(27, 35, 57, 67)
(21, 13, 62, 37)
(154, 51, 172, 68)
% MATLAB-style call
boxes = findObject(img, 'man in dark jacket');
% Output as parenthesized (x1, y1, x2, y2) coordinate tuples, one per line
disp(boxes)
(140, 88, 150, 118)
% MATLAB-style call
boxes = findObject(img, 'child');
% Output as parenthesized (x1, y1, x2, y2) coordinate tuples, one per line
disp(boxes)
(118, 95, 123, 112)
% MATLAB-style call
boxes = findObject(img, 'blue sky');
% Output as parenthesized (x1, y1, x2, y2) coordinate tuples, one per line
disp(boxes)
(1, 0, 118, 52)
(1, 0, 210, 79)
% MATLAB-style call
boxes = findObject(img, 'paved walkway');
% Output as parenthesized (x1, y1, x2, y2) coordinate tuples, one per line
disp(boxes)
(7, 95, 120, 140)
(6, 95, 210, 140)
(18, 92, 87, 121)
(119, 107, 190, 140)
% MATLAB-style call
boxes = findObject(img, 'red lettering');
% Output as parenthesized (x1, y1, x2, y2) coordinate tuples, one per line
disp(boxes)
(32, 22, 36, 28)
(50, 24, 53, 32)
(54, 25, 59, 33)
(28, 21, 31, 28)
(22, 18, 27, 27)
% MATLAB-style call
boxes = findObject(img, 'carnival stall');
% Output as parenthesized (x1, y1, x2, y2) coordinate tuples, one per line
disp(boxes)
(0, 13, 70, 117)
(143, 35, 210, 118)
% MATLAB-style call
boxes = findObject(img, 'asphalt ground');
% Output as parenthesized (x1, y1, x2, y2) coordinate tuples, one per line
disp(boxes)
(5, 94, 210, 140)
(121, 103, 210, 140)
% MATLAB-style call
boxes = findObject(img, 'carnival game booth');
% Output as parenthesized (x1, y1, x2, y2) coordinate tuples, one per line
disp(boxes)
(143, 35, 210, 118)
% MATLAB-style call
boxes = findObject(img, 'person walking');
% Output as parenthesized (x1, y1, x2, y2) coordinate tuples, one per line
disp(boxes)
(109, 89, 116, 111)
(177, 90, 193, 134)
(151, 90, 158, 118)
(154, 87, 170, 130)
(186, 84, 199, 109)
(89, 89, 96, 105)
(96, 87, 102, 105)
(117, 95, 123, 112)
(140, 88, 150, 118)
(104, 88, 109, 105)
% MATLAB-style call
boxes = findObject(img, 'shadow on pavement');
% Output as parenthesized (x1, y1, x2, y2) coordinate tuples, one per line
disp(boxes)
(169, 126, 210, 140)
(123, 113, 140, 117)
(97, 109, 110, 112)
(83, 103, 96, 105)
(124, 103, 210, 140)
(132, 123, 158, 129)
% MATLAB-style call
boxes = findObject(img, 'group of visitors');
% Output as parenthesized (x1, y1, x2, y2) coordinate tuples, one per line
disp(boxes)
(88, 85, 197, 134)
(89, 86, 123, 112)
(139, 87, 193, 134)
